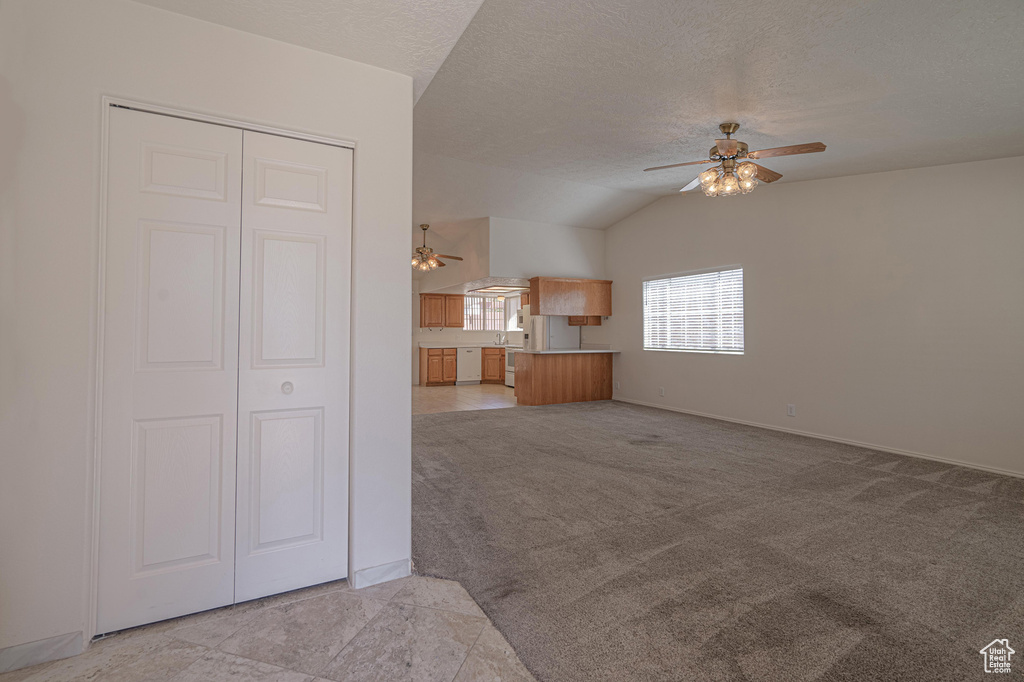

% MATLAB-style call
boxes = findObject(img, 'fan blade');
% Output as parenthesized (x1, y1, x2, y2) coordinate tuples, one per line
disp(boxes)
(751, 163, 782, 183)
(434, 254, 463, 261)
(679, 177, 701, 193)
(643, 159, 714, 172)
(716, 138, 738, 157)
(747, 142, 826, 160)
(436, 260, 446, 267)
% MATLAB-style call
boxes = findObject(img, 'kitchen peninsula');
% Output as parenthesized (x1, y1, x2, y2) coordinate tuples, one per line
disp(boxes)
(513, 349, 620, 406)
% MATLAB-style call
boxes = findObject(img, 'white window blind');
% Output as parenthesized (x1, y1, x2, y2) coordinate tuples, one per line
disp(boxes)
(506, 294, 522, 331)
(643, 267, 744, 353)
(464, 296, 505, 331)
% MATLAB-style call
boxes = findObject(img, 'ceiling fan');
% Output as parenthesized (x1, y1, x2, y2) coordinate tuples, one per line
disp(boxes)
(644, 123, 826, 197)
(411, 224, 464, 271)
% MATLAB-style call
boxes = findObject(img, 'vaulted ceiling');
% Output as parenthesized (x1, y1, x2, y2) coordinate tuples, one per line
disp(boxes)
(132, 0, 1024, 233)
(131, 0, 486, 101)
(415, 0, 1024, 199)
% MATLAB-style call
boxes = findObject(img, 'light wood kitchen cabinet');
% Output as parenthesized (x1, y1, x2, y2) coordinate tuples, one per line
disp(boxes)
(419, 293, 465, 328)
(514, 352, 614, 406)
(568, 315, 602, 326)
(529, 277, 612, 316)
(419, 294, 445, 327)
(425, 350, 444, 384)
(444, 295, 465, 328)
(442, 348, 457, 383)
(419, 347, 457, 386)
(481, 347, 505, 383)
(520, 292, 530, 307)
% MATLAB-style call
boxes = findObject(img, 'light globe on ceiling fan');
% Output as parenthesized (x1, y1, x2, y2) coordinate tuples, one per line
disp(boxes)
(644, 122, 826, 197)
(411, 224, 463, 271)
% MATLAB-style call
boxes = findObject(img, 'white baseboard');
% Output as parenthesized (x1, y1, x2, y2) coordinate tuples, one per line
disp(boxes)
(350, 558, 411, 590)
(0, 631, 84, 674)
(614, 397, 1024, 480)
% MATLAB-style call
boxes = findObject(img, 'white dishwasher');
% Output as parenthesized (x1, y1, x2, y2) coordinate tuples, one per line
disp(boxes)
(456, 347, 482, 384)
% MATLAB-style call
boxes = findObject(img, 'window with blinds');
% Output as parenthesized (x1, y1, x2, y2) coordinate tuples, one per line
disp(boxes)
(505, 294, 522, 331)
(643, 267, 744, 353)
(463, 296, 506, 331)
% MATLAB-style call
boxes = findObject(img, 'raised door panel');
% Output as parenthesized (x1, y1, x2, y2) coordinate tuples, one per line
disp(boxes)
(482, 354, 499, 381)
(99, 107, 241, 633)
(132, 416, 223, 573)
(420, 294, 445, 327)
(249, 410, 322, 552)
(255, 159, 327, 212)
(136, 221, 225, 370)
(444, 295, 464, 328)
(252, 232, 325, 367)
(442, 353, 457, 383)
(141, 142, 228, 201)
(426, 354, 444, 384)
(236, 130, 351, 602)
(493, 354, 504, 381)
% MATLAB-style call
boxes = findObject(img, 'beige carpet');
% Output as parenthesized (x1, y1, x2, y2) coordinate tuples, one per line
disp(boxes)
(412, 401, 1024, 681)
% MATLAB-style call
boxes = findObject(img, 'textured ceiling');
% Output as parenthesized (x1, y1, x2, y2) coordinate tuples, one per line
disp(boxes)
(415, 0, 1024, 195)
(131, 0, 485, 100)
(413, 151, 655, 230)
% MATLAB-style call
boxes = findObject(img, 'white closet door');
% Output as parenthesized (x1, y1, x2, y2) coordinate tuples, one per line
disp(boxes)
(98, 107, 242, 633)
(234, 131, 352, 602)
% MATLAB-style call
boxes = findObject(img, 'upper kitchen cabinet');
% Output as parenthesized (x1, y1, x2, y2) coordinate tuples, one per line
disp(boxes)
(419, 293, 465, 328)
(529, 277, 612, 316)
(419, 294, 446, 327)
(444, 295, 465, 328)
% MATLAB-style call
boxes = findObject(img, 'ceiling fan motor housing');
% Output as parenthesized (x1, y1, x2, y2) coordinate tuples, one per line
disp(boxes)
(710, 140, 748, 160)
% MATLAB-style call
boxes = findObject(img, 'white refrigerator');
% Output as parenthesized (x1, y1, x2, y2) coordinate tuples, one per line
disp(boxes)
(520, 305, 580, 351)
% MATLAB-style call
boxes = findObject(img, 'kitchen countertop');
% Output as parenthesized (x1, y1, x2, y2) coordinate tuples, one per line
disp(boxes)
(418, 343, 521, 349)
(515, 349, 620, 354)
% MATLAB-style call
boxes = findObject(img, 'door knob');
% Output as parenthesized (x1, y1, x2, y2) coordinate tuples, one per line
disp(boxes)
(281, 381, 294, 395)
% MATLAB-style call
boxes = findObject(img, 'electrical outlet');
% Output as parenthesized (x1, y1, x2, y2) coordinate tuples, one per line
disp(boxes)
(659, 387, 665, 397)
(614, 381, 620, 390)
(787, 404, 796, 417)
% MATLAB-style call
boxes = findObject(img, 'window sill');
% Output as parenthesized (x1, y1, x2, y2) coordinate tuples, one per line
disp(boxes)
(643, 348, 743, 355)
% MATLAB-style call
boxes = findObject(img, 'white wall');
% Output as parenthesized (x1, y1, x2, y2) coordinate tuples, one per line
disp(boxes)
(414, 151, 656, 230)
(0, 0, 412, 661)
(415, 218, 490, 292)
(591, 157, 1024, 476)
(488, 217, 606, 280)
(415, 216, 606, 295)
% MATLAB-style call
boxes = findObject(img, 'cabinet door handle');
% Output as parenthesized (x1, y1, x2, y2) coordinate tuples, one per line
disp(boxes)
(281, 381, 294, 395)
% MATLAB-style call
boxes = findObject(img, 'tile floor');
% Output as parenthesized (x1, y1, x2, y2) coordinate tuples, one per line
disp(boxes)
(412, 383, 517, 415)
(1, 576, 535, 682)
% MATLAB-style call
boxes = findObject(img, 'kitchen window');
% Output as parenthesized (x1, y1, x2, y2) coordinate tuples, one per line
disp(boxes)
(643, 267, 744, 354)
(464, 296, 505, 331)
(505, 294, 522, 331)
